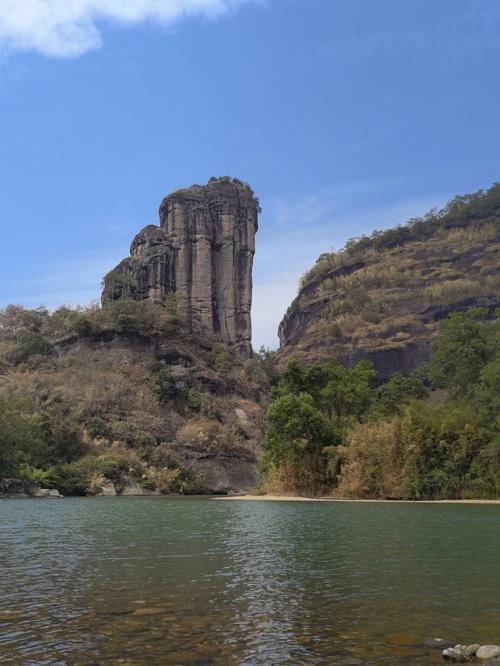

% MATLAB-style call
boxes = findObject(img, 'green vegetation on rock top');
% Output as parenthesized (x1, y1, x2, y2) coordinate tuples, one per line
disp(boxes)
(280, 183, 500, 377)
(302, 182, 500, 287)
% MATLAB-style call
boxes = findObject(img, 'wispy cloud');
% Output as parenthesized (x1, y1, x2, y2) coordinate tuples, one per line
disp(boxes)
(0, 0, 259, 58)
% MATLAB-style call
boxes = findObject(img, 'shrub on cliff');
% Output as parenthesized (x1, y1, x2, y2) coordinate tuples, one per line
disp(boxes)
(11, 331, 52, 364)
(207, 344, 233, 374)
(302, 183, 500, 287)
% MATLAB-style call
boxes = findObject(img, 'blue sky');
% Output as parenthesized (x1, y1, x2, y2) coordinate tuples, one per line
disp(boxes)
(0, 0, 499, 349)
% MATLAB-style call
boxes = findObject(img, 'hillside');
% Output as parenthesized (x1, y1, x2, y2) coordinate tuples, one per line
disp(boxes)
(0, 300, 270, 496)
(0, 174, 268, 497)
(278, 184, 500, 378)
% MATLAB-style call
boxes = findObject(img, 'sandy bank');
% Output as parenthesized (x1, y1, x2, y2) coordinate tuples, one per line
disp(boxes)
(213, 495, 500, 504)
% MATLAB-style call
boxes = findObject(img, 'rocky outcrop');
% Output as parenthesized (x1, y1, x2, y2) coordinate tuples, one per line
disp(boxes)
(32, 487, 63, 498)
(102, 177, 259, 355)
(0, 479, 63, 498)
(0, 478, 30, 497)
(278, 184, 500, 380)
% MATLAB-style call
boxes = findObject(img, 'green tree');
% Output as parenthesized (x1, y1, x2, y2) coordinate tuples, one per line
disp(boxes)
(0, 305, 49, 341)
(371, 373, 428, 418)
(320, 359, 376, 421)
(262, 357, 376, 494)
(472, 353, 500, 425)
(428, 310, 497, 397)
(12, 331, 52, 364)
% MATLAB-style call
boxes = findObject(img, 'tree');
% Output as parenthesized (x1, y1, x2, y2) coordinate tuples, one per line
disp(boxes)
(0, 397, 45, 476)
(264, 393, 337, 465)
(262, 357, 376, 494)
(12, 331, 53, 364)
(371, 373, 428, 418)
(0, 305, 49, 341)
(263, 392, 338, 493)
(472, 353, 500, 424)
(320, 359, 376, 421)
(428, 309, 497, 397)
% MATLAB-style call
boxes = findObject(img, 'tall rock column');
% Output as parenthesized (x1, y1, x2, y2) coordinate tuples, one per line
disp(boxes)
(158, 178, 259, 354)
(102, 178, 259, 354)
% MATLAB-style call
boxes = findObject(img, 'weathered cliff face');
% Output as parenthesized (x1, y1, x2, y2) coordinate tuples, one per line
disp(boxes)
(278, 184, 500, 380)
(102, 178, 259, 354)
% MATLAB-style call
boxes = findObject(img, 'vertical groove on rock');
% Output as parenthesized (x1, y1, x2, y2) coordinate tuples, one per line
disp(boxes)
(101, 177, 259, 355)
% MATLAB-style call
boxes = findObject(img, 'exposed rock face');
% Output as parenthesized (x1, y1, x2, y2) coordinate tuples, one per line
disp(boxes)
(278, 185, 500, 380)
(102, 177, 259, 354)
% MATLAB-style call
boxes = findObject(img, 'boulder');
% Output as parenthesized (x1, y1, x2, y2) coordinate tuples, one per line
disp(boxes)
(0, 478, 30, 497)
(234, 408, 249, 424)
(477, 646, 500, 660)
(464, 644, 481, 657)
(443, 644, 479, 661)
(33, 487, 62, 498)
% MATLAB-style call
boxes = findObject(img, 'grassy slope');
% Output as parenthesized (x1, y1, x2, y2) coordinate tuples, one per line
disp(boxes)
(0, 304, 269, 495)
(278, 184, 500, 375)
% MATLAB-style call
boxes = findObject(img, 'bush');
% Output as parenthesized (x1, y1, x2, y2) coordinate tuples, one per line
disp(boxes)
(150, 363, 186, 403)
(187, 388, 202, 411)
(110, 420, 156, 449)
(154, 466, 207, 495)
(86, 418, 109, 439)
(12, 332, 52, 364)
(17, 464, 54, 488)
(207, 344, 233, 374)
(52, 453, 139, 495)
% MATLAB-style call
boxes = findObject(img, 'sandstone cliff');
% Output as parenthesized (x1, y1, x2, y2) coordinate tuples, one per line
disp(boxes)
(102, 177, 259, 355)
(278, 183, 500, 379)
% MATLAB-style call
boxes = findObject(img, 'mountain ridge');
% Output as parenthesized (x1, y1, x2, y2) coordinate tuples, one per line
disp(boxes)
(278, 183, 500, 378)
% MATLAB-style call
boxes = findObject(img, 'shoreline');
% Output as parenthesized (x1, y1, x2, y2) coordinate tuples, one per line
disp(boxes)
(2, 492, 500, 504)
(213, 494, 500, 504)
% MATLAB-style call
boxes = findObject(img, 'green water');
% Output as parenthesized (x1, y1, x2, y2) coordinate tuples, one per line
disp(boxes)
(1, 498, 499, 665)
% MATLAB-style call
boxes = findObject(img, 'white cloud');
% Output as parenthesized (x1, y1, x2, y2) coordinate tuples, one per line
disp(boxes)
(0, 0, 256, 57)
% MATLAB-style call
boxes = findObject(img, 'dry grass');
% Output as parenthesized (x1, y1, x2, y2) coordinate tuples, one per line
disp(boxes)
(336, 420, 406, 498)
(284, 216, 500, 366)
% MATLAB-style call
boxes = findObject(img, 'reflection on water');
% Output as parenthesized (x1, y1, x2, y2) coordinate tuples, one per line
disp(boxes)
(1, 498, 499, 665)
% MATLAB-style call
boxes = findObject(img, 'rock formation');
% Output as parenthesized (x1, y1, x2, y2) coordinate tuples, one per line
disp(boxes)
(277, 183, 500, 379)
(102, 177, 259, 354)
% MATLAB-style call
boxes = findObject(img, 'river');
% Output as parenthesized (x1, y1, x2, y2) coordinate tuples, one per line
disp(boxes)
(1, 497, 499, 664)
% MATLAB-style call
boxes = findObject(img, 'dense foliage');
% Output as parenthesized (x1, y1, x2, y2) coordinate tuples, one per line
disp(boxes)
(264, 308, 500, 499)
